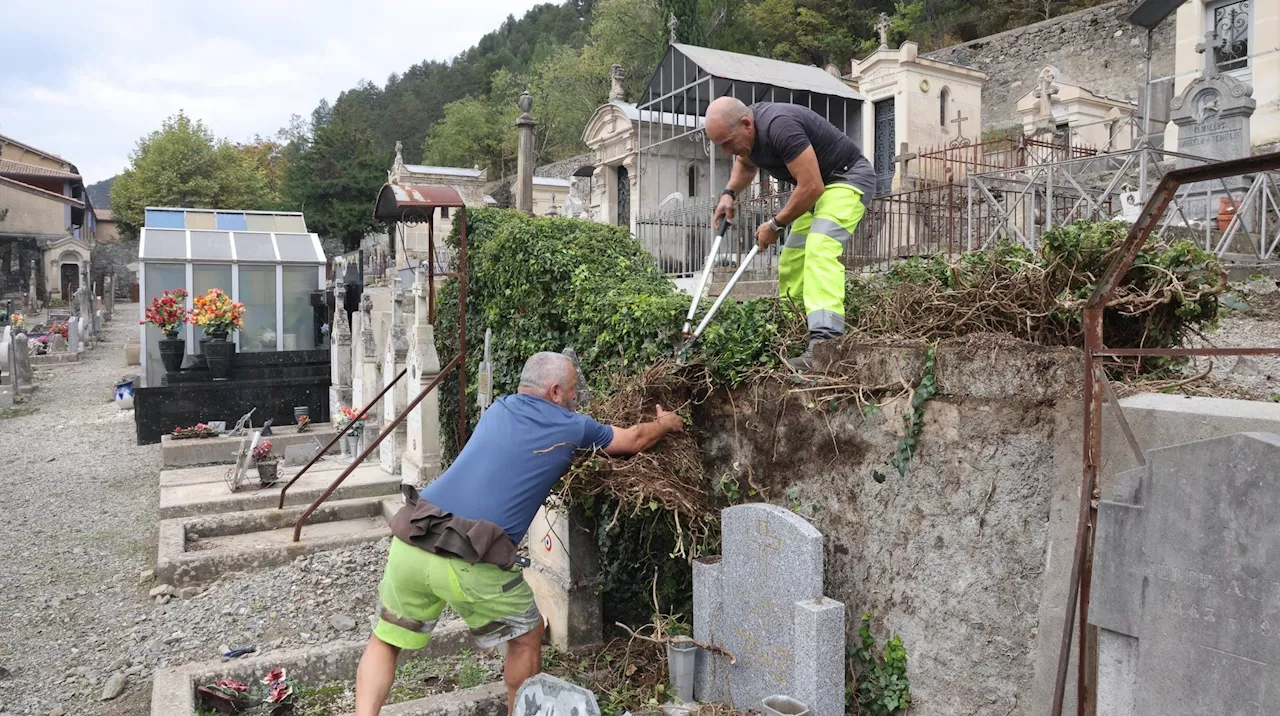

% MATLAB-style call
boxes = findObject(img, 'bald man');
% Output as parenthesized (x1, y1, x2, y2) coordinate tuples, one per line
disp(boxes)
(706, 96, 875, 370)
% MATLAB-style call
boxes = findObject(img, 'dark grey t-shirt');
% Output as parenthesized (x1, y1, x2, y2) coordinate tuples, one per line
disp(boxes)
(747, 102, 876, 198)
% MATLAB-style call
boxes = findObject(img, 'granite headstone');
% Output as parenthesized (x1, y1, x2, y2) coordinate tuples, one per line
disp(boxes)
(693, 503, 845, 716)
(1091, 433, 1280, 715)
(12, 334, 33, 394)
(1171, 29, 1255, 168)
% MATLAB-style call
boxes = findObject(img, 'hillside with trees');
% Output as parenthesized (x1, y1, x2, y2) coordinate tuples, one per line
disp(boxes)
(110, 0, 1109, 248)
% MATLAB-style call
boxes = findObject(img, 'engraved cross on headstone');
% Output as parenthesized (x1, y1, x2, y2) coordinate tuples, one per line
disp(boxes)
(875, 13, 891, 48)
(951, 109, 969, 138)
(1196, 29, 1227, 79)
(748, 518, 781, 573)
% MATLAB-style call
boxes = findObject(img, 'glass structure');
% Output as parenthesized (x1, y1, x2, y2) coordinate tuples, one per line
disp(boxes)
(137, 207, 326, 385)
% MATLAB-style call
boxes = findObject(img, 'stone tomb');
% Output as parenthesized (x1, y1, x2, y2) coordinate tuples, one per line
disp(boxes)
(693, 503, 845, 716)
(1172, 30, 1256, 168)
(1091, 433, 1280, 715)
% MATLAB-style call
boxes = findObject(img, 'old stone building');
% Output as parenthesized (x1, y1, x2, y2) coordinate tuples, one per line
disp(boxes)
(0, 133, 98, 305)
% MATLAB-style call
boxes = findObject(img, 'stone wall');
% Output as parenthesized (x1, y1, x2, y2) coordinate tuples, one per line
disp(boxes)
(91, 237, 138, 298)
(924, 0, 1176, 132)
(695, 337, 1085, 716)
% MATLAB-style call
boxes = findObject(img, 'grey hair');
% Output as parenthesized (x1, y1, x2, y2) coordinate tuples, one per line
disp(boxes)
(519, 352, 574, 392)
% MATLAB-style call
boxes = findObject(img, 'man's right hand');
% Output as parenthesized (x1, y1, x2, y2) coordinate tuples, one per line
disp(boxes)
(713, 193, 736, 226)
(655, 404, 684, 434)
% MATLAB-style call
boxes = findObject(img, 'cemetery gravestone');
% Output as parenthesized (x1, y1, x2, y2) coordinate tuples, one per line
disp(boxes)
(283, 438, 323, 467)
(1091, 433, 1280, 715)
(402, 263, 442, 489)
(67, 319, 79, 354)
(12, 334, 33, 394)
(1171, 30, 1256, 168)
(51, 334, 66, 353)
(513, 674, 601, 716)
(694, 503, 845, 716)
(379, 282, 409, 475)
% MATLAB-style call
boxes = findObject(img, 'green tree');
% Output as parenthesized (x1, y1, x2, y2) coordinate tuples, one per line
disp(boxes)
(661, 0, 706, 45)
(281, 101, 386, 250)
(110, 111, 276, 240)
(526, 44, 612, 161)
(421, 95, 517, 175)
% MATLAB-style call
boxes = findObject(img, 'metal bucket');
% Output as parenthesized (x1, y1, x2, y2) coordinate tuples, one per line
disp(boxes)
(666, 636, 697, 703)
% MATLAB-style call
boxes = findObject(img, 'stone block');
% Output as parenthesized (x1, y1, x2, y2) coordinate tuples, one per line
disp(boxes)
(1091, 433, 1280, 715)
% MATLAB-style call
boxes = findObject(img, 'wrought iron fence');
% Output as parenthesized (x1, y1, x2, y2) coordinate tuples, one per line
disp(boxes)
(911, 135, 1100, 187)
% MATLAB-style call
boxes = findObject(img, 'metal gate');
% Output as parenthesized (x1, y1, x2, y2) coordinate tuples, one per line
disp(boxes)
(874, 99, 896, 196)
(617, 166, 630, 228)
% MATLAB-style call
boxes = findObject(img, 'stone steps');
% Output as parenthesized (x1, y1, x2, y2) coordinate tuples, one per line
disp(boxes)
(161, 425, 339, 468)
(156, 496, 399, 587)
(158, 460, 397, 519)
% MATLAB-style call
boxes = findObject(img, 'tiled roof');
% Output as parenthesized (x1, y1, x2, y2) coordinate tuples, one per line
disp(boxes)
(94, 209, 115, 221)
(0, 158, 81, 181)
(0, 132, 75, 168)
(0, 175, 85, 208)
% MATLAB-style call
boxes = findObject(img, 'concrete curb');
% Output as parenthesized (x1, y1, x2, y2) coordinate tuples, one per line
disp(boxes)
(150, 621, 479, 716)
(162, 426, 339, 468)
(158, 464, 399, 519)
(156, 497, 399, 586)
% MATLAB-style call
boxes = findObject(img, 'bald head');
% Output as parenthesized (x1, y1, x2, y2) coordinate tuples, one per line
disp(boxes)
(705, 97, 755, 157)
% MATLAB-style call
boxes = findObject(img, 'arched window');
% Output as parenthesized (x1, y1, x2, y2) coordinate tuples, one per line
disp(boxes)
(939, 87, 951, 129)
(687, 165, 697, 198)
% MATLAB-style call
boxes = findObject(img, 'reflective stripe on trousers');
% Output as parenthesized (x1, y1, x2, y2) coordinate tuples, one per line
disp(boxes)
(778, 182, 867, 339)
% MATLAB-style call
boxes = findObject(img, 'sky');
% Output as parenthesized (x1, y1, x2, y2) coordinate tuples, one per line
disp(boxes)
(0, 0, 549, 185)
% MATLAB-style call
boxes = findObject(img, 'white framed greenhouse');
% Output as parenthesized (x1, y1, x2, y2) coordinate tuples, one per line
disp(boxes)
(137, 207, 328, 386)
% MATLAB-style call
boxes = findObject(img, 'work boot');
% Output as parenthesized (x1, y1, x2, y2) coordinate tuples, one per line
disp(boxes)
(787, 339, 826, 372)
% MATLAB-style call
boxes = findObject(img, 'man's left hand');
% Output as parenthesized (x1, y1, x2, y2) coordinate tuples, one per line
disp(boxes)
(755, 222, 779, 251)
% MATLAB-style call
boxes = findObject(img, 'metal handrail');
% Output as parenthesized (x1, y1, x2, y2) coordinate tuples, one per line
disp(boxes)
(1052, 150, 1280, 716)
(291, 354, 462, 542)
(276, 367, 408, 509)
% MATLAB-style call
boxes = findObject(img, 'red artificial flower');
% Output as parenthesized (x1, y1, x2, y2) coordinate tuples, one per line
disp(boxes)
(214, 679, 249, 693)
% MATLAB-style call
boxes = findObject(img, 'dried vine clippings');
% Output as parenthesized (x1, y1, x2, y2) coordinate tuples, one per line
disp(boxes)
(432, 209, 1227, 631)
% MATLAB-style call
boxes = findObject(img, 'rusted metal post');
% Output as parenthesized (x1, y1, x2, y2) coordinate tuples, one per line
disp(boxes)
(1077, 307, 1102, 716)
(292, 355, 462, 542)
(277, 368, 408, 509)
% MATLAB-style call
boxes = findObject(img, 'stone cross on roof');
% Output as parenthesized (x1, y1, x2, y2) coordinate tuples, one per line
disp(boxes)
(1195, 29, 1227, 79)
(875, 13, 891, 48)
(1033, 67, 1060, 119)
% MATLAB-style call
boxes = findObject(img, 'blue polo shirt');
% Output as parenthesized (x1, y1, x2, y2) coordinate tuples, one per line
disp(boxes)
(420, 393, 614, 543)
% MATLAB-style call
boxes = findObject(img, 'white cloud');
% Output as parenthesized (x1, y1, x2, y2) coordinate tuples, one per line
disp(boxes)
(0, 0, 550, 183)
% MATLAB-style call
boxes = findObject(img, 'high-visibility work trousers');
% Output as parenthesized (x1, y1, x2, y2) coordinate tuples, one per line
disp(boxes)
(778, 182, 867, 339)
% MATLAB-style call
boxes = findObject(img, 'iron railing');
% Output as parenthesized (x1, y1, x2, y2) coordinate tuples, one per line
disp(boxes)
(1053, 150, 1280, 716)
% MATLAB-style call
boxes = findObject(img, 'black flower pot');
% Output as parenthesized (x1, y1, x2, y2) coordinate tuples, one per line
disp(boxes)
(158, 331, 186, 374)
(204, 331, 235, 381)
(256, 460, 280, 486)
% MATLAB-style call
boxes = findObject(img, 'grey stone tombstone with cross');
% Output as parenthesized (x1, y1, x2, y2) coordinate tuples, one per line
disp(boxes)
(1091, 433, 1280, 715)
(1171, 29, 1255, 169)
(693, 503, 845, 716)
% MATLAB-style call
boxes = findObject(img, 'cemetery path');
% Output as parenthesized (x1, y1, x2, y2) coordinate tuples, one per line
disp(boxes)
(0, 309, 390, 716)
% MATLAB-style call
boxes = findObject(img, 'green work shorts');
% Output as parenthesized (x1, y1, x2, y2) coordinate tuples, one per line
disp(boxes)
(373, 537, 541, 650)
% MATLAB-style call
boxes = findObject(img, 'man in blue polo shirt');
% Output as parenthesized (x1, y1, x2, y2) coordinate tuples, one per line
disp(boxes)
(356, 351, 684, 716)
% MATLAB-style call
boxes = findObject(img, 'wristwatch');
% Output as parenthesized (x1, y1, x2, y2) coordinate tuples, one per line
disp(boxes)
(768, 216, 788, 232)
(721, 188, 737, 200)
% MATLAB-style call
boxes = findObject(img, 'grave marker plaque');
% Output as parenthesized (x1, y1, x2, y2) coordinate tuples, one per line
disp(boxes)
(693, 503, 845, 716)
(1091, 433, 1280, 715)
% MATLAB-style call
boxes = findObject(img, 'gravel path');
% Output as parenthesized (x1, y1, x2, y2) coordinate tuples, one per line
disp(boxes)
(1177, 278, 1280, 400)
(0, 308, 392, 716)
